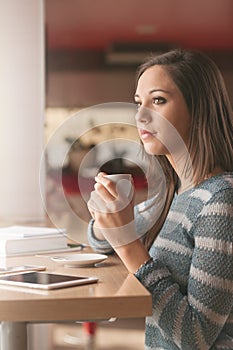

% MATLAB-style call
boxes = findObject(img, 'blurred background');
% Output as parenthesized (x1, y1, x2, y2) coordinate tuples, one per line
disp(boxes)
(45, 0, 233, 146)
(45, 0, 233, 107)
(45, 0, 233, 180)
(44, 0, 233, 232)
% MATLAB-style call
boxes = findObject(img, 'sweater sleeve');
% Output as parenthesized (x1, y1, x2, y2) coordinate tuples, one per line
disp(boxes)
(87, 218, 114, 254)
(87, 194, 164, 253)
(135, 187, 233, 349)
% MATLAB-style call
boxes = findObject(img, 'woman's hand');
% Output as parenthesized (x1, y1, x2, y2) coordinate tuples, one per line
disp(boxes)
(87, 173, 150, 273)
(88, 172, 134, 228)
(87, 172, 137, 250)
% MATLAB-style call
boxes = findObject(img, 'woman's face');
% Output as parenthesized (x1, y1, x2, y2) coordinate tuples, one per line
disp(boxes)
(134, 65, 191, 161)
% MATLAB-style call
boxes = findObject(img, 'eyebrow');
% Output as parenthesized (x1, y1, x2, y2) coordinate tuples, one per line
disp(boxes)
(134, 88, 170, 98)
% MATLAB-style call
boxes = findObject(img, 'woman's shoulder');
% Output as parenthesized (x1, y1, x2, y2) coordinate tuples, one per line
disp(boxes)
(196, 172, 232, 190)
(191, 172, 233, 204)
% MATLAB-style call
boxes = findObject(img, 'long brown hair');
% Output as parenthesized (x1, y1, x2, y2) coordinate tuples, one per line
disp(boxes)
(136, 49, 233, 250)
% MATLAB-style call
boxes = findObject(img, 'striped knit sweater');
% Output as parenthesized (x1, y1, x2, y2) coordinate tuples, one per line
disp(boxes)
(87, 173, 233, 350)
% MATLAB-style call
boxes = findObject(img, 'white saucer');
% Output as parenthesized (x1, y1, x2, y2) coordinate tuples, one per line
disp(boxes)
(51, 253, 108, 267)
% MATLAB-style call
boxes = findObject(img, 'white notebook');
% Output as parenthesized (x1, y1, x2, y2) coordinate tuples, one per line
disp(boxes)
(0, 226, 68, 256)
(0, 225, 66, 238)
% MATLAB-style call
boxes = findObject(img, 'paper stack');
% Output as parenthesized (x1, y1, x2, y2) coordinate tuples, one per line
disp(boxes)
(0, 226, 68, 256)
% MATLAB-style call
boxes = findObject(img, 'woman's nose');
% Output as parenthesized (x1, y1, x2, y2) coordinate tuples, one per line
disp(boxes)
(135, 107, 153, 125)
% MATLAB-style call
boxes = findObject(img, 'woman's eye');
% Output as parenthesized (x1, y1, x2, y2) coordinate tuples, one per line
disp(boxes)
(134, 101, 141, 109)
(153, 97, 166, 105)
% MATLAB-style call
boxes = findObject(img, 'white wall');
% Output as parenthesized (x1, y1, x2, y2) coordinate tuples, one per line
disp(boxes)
(0, 0, 45, 222)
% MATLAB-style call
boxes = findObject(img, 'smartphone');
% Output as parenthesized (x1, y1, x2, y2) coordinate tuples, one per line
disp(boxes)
(0, 265, 46, 275)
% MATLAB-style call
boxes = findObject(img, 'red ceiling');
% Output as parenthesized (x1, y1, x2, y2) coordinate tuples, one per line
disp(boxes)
(45, 0, 233, 51)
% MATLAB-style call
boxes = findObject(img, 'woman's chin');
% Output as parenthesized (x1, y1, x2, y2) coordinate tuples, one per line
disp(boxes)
(143, 143, 166, 156)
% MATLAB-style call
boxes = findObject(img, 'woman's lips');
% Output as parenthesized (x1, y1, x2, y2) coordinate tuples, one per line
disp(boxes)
(139, 129, 157, 140)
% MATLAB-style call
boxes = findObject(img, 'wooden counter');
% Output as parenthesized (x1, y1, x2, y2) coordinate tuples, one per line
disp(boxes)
(0, 250, 152, 349)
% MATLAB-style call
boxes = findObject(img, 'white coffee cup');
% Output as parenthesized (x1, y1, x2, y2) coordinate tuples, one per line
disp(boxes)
(104, 174, 133, 198)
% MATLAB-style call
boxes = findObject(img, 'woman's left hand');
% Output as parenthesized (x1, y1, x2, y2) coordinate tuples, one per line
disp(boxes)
(87, 172, 150, 272)
(87, 172, 137, 246)
(88, 172, 134, 226)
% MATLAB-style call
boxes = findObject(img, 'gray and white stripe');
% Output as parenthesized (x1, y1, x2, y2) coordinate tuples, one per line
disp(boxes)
(190, 265, 233, 292)
(195, 236, 233, 255)
(155, 236, 193, 257)
(200, 203, 233, 217)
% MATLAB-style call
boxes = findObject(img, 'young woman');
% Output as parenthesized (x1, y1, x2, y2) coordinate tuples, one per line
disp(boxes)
(87, 49, 233, 349)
